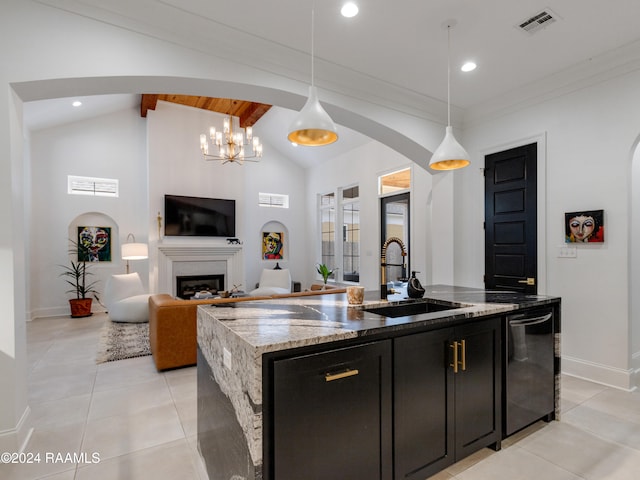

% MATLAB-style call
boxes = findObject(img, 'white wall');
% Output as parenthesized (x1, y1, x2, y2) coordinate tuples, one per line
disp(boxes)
(146, 101, 307, 292)
(29, 107, 148, 318)
(459, 69, 640, 390)
(305, 141, 433, 290)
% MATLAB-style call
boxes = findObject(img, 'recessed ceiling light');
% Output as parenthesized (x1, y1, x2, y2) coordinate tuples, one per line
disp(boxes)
(341, 2, 359, 18)
(72, 100, 82, 107)
(461, 62, 477, 72)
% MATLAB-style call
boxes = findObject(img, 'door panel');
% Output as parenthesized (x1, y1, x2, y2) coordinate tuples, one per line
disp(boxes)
(485, 143, 537, 293)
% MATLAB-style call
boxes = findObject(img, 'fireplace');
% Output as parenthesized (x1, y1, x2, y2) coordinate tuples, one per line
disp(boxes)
(176, 274, 225, 299)
(156, 243, 243, 298)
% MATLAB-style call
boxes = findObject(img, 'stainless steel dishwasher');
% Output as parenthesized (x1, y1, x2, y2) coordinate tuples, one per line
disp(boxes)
(504, 308, 555, 436)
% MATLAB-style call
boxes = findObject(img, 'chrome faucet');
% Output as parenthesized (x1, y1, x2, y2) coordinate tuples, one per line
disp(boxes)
(380, 236, 407, 299)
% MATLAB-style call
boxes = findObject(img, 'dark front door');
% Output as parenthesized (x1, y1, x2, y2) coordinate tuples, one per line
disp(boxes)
(484, 143, 537, 293)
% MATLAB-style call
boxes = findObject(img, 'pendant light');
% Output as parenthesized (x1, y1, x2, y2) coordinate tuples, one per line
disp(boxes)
(287, 6, 338, 146)
(429, 23, 470, 171)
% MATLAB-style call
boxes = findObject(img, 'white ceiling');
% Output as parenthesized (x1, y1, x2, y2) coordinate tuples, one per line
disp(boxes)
(24, 0, 640, 166)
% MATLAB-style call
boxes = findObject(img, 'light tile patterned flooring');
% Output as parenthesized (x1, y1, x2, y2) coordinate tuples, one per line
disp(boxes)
(1, 312, 639, 479)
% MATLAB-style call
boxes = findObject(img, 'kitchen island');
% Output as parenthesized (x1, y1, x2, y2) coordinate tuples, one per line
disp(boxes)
(197, 285, 560, 480)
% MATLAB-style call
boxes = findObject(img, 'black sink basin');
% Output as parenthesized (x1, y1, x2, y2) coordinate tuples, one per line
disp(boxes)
(363, 301, 457, 318)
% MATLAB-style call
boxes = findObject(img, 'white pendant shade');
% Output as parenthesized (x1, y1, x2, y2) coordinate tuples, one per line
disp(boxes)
(287, 86, 338, 146)
(121, 243, 148, 260)
(429, 126, 471, 171)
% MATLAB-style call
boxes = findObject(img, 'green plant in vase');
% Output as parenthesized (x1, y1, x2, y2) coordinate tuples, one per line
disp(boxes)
(316, 263, 336, 287)
(59, 239, 100, 317)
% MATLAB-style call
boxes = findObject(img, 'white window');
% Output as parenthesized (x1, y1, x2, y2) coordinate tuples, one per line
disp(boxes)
(318, 185, 360, 283)
(259, 192, 289, 208)
(68, 175, 119, 197)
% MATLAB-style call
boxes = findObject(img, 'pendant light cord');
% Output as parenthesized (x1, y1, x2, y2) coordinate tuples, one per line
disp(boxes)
(311, 4, 315, 88)
(447, 24, 451, 128)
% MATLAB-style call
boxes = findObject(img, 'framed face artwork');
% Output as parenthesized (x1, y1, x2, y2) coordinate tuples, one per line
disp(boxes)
(565, 210, 604, 243)
(77, 226, 112, 261)
(262, 232, 284, 260)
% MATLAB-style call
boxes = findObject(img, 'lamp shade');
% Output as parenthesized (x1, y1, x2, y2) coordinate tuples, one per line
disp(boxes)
(287, 86, 338, 146)
(429, 126, 471, 171)
(121, 243, 148, 260)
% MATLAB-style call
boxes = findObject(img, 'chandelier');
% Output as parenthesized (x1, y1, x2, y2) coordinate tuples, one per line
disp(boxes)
(200, 114, 263, 164)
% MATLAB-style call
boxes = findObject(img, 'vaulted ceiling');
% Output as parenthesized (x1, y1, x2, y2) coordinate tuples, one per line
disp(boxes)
(23, 0, 640, 167)
(140, 95, 272, 127)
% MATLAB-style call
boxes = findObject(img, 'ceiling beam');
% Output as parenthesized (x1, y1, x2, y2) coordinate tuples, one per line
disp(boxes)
(140, 94, 158, 117)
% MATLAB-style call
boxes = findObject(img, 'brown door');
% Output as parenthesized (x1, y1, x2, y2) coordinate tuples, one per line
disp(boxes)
(484, 143, 537, 293)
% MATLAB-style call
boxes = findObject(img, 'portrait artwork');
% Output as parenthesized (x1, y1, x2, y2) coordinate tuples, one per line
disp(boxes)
(565, 210, 604, 243)
(77, 226, 112, 261)
(262, 231, 284, 260)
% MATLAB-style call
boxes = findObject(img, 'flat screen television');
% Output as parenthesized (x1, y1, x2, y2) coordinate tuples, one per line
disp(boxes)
(164, 195, 236, 237)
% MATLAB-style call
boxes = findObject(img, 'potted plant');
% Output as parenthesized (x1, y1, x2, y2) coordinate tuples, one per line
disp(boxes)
(59, 239, 100, 317)
(316, 263, 336, 287)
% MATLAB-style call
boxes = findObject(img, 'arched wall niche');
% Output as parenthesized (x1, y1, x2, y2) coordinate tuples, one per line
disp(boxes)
(68, 211, 119, 265)
(259, 221, 288, 267)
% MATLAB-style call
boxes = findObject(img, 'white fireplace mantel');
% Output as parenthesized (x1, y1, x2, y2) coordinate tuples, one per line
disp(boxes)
(157, 243, 244, 296)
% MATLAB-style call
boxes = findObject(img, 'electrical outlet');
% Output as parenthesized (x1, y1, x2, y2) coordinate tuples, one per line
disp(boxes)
(223, 347, 232, 369)
(558, 245, 577, 258)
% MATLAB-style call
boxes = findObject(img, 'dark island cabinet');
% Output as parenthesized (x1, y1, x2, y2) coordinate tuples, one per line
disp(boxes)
(272, 340, 393, 480)
(394, 317, 502, 480)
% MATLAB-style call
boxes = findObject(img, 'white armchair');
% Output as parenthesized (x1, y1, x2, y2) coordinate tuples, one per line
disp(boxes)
(250, 268, 292, 296)
(103, 272, 151, 323)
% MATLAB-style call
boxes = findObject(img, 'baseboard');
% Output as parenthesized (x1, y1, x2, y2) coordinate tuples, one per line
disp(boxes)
(0, 406, 33, 453)
(562, 355, 635, 391)
(30, 305, 107, 320)
(632, 351, 640, 390)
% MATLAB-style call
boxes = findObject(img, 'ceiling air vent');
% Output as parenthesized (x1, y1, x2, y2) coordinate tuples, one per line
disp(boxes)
(517, 9, 558, 34)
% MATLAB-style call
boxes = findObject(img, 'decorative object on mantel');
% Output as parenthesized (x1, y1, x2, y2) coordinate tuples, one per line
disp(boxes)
(59, 238, 100, 318)
(429, 21, 471, 171)
(287, 6, 338, 146)
(226, 237, 242, 244)
(121, 233, 149, 273)
(200, 99, 263, 164)
(565, 209, 604, 243)
(96, 319, 150, 364)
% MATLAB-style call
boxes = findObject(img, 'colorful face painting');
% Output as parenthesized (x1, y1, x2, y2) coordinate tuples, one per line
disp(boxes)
(565, 210, 604, 243)
(262, 232, 284, 260)
(78, 226, 112, 261)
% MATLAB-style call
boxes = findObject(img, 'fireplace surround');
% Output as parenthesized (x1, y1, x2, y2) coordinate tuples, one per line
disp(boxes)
(157, 243, 243, 298)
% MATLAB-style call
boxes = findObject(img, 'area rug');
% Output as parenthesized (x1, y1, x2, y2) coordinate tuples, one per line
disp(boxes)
(96, 320, 151, 364)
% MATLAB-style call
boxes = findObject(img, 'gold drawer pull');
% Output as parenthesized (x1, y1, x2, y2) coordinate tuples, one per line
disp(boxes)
(325, 369, 359, 382)
(460, 339, 466, 371)
(450, 341, 459, 373)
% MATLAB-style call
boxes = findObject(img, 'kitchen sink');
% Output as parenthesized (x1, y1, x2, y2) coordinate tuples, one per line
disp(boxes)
(363, 300, 458, 318)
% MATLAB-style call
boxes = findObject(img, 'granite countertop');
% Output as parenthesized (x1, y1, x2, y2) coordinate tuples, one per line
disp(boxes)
(196, 284, 560, 471)
(197, 284, 560, 356)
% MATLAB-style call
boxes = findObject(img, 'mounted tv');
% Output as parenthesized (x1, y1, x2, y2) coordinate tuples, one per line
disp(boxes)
(164, 195, 236, 237)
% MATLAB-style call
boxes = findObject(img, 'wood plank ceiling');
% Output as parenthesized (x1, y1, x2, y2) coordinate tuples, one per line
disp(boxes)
(140, 94, 272, 127)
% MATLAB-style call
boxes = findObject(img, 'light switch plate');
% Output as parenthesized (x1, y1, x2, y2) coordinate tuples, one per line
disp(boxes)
(558, 245, 577, 258)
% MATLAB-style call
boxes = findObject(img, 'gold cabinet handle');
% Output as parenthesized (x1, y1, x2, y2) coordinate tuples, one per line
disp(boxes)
(460, 339, 466, 371)
(449, 341, 459, 373)
(517, 277, 535, 286)
(325, 369, 359, 382)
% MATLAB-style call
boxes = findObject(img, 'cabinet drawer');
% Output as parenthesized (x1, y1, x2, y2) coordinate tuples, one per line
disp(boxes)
(272, 340, 392, 480)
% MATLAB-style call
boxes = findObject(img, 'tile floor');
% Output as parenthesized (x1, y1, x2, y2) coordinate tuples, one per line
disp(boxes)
(1, 312, 639, 479)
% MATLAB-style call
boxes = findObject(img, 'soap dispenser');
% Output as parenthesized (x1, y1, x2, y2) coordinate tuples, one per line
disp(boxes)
(407, 271, 425, 298)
